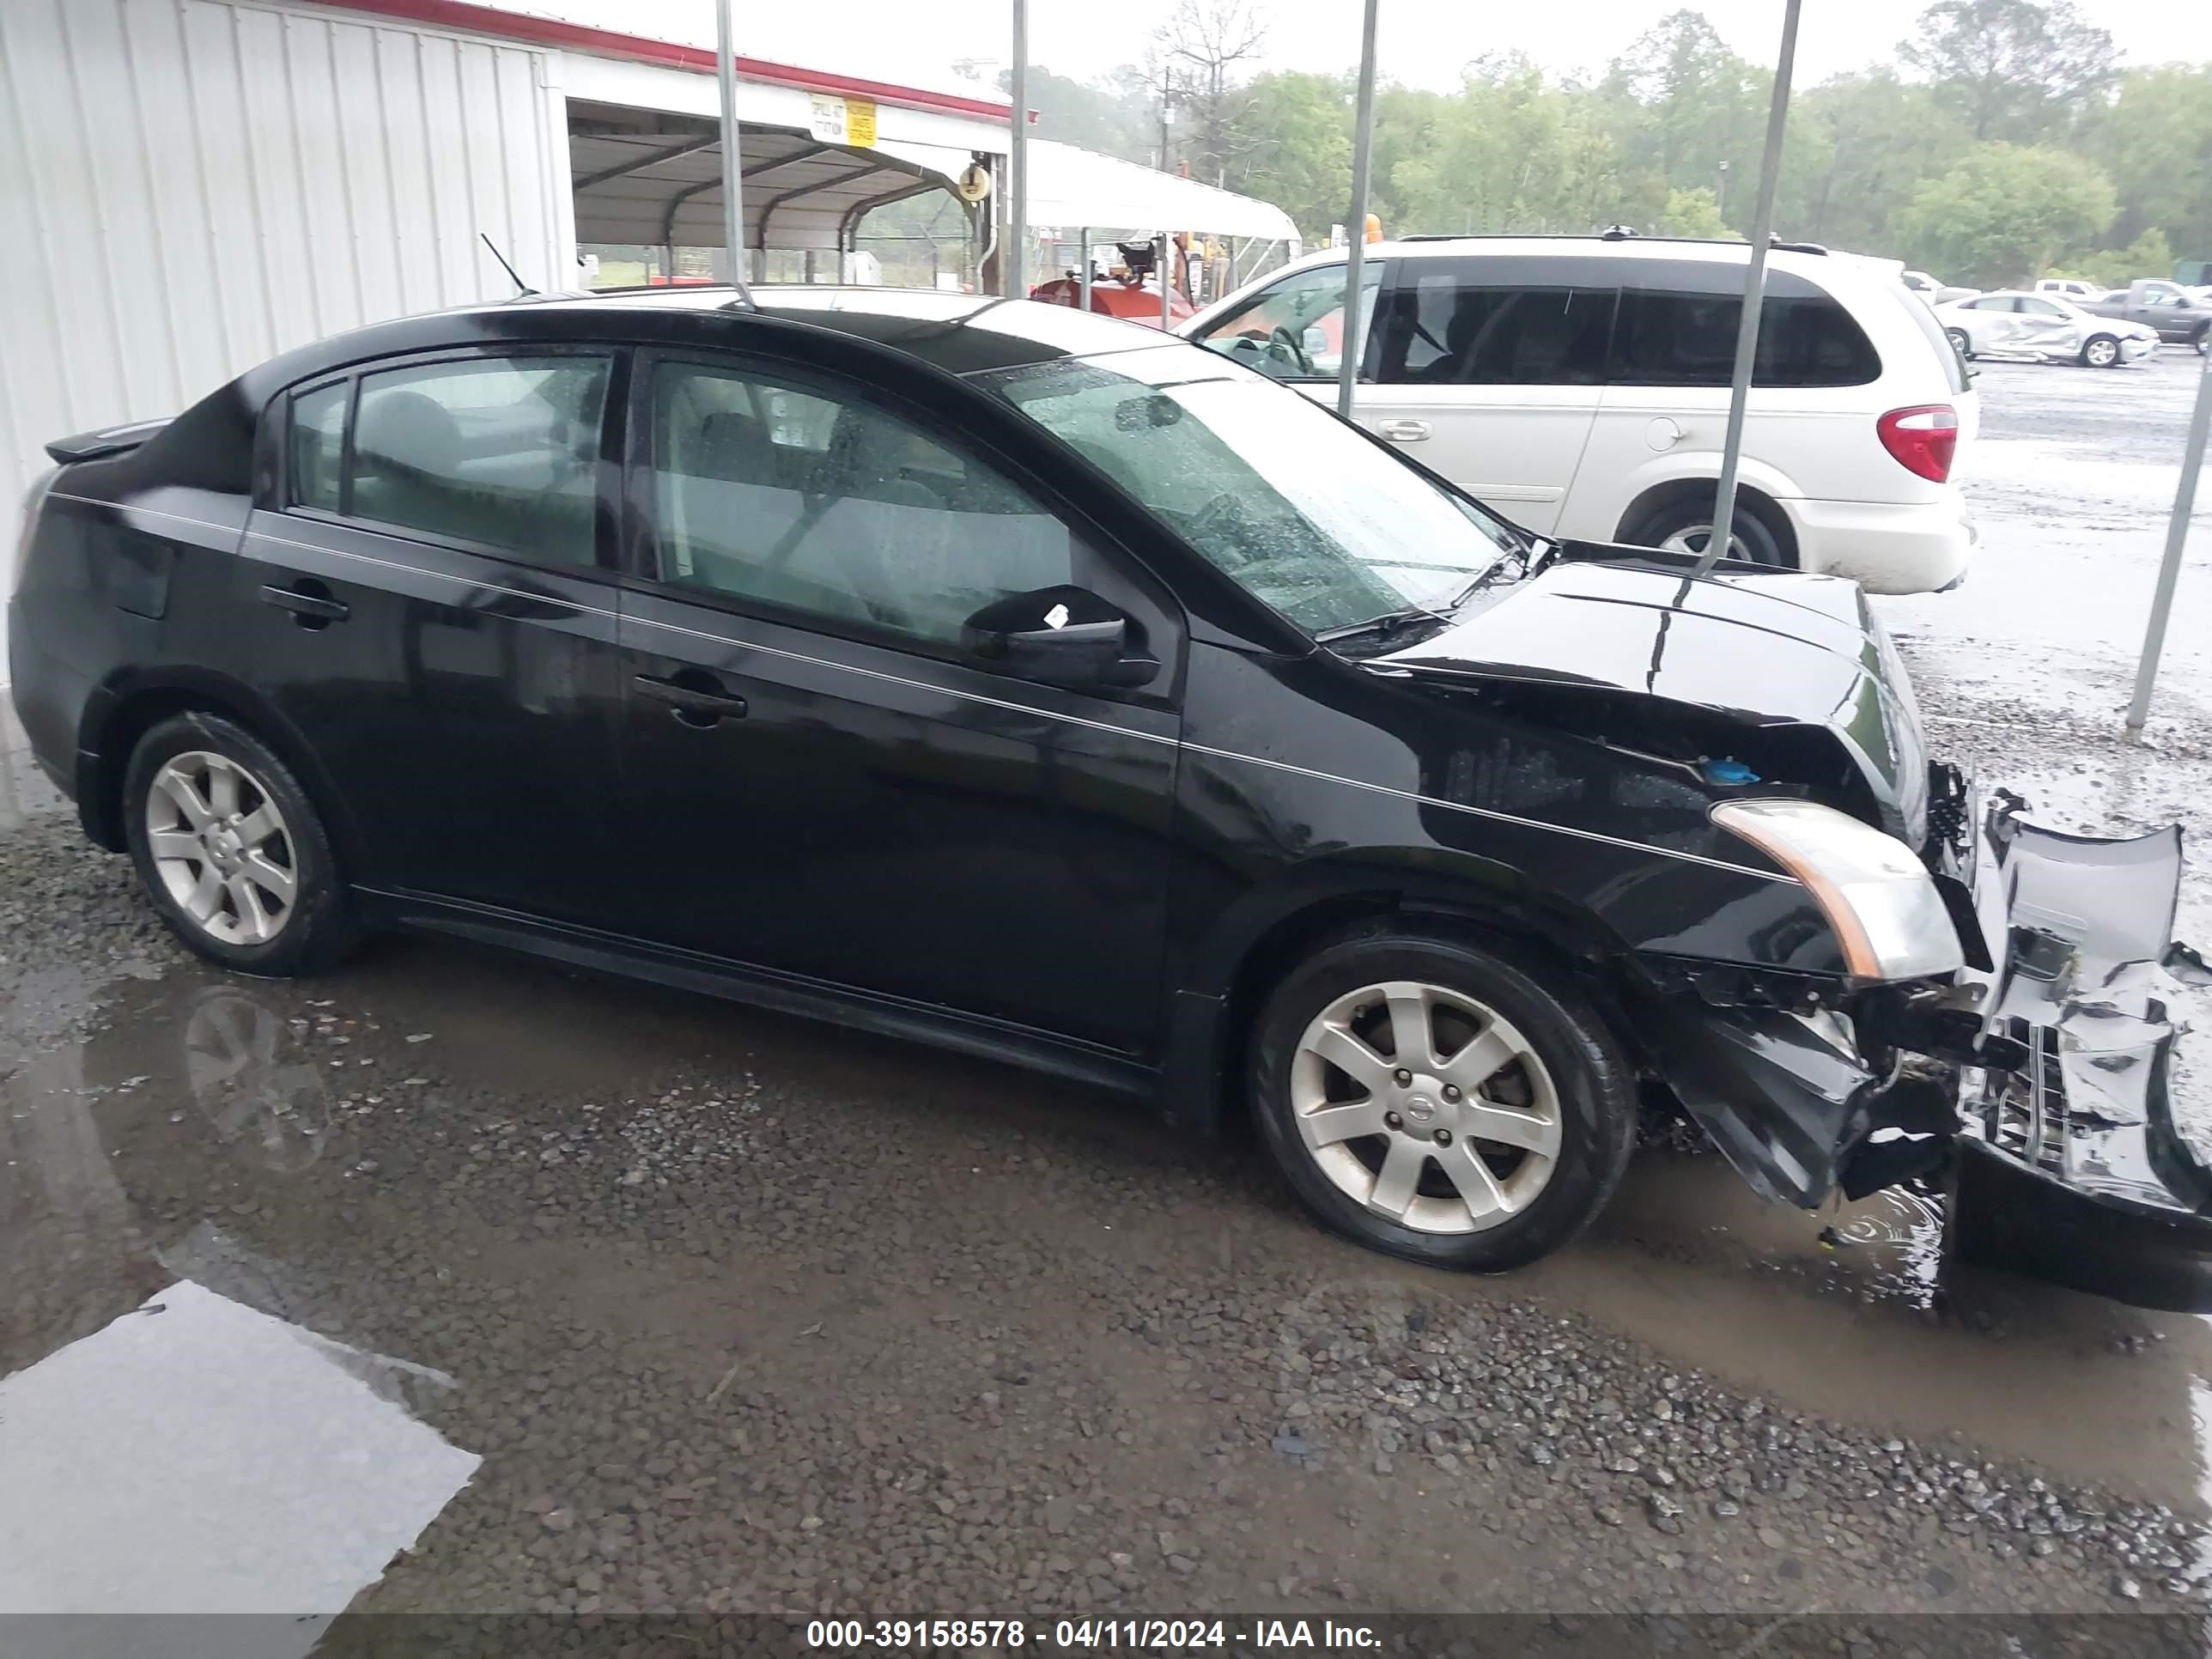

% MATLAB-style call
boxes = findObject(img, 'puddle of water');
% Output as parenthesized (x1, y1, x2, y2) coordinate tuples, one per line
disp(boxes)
(1535, 1147, 2212, 1512)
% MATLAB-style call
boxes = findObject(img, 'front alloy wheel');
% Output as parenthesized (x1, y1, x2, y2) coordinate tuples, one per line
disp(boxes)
(1290, 981, 1562, 1233)
(1250, 928, 1637, 1272)
(2082, 335, 2120, 368)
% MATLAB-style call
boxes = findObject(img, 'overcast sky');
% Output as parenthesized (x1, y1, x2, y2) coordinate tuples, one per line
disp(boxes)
(572, 1, 2212, 95)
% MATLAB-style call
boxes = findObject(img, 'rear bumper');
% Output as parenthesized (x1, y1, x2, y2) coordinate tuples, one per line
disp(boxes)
(1787, 492, 1977, 596)
(1639, 786, 2212, 1311)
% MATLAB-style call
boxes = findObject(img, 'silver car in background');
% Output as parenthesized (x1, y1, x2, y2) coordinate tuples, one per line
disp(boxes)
(1934, 289, 2160, 368)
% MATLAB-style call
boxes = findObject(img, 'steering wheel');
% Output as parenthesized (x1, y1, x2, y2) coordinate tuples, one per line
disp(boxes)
(1267, 325, 1316, 375)
(1224, 326, 1314, 376)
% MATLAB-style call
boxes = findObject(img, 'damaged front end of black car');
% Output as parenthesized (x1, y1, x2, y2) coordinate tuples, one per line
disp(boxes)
(1641, 766, 2212, 1310)
(1373, 546, 2209, 1311)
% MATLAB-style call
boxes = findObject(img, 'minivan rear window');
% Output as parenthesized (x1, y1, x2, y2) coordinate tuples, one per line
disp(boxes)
(1611, 269, 1881, 389)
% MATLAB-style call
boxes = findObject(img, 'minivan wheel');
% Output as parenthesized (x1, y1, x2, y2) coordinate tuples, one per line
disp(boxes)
(123, 713, 361, 976)
(1624, 495, 1792, 568)
(1249, 927, 1637, 1273)
(2081, 334, 2121, 368)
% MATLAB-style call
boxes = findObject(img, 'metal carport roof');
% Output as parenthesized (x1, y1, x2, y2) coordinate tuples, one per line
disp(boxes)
(569, 106, 951, 252)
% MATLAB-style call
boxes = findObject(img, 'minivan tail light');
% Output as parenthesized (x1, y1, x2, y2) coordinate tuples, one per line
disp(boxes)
(1877, 404, 1958, 483)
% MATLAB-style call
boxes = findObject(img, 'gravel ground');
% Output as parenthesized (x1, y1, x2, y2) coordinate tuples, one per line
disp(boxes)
(7, 356, 2212, 1644)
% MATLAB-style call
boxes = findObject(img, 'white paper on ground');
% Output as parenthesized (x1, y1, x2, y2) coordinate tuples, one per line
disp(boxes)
(0, 1278, 480, 1626)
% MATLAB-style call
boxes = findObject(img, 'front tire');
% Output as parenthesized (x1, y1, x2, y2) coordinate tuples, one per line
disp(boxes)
(2081, 333, 2121, 368)
(1945, 326, 1973, 362)
(1249, 927, 1637, 1273)
(123, 713, 361, 976)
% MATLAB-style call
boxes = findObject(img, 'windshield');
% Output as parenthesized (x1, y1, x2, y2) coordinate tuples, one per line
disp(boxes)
(977, 346, 1518, 635)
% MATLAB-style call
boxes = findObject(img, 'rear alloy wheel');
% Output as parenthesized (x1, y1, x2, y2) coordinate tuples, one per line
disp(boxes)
(2081, 334, 2121, 368)
(1625, 495, 1793, 568)
(1250, 929, 1636, 1272)
(125, 713, 361, 976)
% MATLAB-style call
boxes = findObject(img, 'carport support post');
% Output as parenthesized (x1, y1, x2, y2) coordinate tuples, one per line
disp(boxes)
(1079, 226, 1091, 313)
(1337, 0, 1381, 421)
(1160, 233, 1173, 328)
(2125, 349, 2212, 734)
(1009, 0, 1029, 297)
(1688, 0, 1802, 582)
(714, 0, 755, 306)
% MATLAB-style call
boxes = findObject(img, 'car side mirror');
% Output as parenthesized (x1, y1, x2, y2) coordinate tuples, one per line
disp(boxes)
(961, 585, 1160, 690)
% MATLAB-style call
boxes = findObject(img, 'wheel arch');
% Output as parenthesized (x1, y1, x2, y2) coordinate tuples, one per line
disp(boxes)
(1161, 855, 1632, 1138)
(76, 668, 365, 877)
(1613, 477, 1802, 567)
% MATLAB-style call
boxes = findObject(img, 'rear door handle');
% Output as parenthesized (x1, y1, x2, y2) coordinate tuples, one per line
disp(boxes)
(260, 580, 349, 626)
(1376, 419, 1431, 441)
(634, 672, 748, 726)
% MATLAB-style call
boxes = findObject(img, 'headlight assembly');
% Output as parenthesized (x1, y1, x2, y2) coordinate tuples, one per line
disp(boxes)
(1711, 798, 1963, 981)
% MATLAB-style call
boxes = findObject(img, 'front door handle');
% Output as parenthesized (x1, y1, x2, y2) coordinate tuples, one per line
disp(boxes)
(1376, 418, 1431, 442)
(634, 672, 748, 727)
(260, 580, 349, 627)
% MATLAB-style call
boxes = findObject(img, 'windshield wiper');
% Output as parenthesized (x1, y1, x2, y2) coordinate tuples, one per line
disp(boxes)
(1316, 605, 1448, 644)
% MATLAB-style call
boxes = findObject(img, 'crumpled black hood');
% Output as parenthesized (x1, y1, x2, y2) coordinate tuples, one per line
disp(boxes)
(1371, 550, 1929, 841)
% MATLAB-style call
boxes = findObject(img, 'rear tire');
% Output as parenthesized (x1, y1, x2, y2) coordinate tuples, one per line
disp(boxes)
(1249, 926, 1637, 1273)
(2081, 334, 2121, 368)
(1622, 491, 1794, 568)
(123, 713, 361, 977)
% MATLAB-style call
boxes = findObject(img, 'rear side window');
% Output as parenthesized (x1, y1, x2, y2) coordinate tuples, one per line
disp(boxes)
(1611, 266, 1881, 389)
(289, 383, 347, 513)
(1884, 280, 1972, 394)
(1373, 263, 1614, 386)
(336, 355, 611, 566)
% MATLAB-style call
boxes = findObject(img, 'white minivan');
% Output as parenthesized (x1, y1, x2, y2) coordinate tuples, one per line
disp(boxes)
(1181, 236, 1979, 594)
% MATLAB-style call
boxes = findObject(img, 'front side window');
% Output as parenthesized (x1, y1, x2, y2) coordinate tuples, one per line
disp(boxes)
(1373, 265, 1613, 386)
(648, 360, 1075, 647)
(346, 355, 611, 565)
(1611, 266, 1881, 389)
(1188, 262, 1382, 382)
(982, 347, 1517, 636)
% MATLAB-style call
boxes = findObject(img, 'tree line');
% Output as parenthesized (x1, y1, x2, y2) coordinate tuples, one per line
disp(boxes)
(1020, 0, 2212, 290)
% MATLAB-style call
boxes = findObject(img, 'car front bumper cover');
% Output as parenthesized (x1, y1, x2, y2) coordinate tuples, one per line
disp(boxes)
(1641, 785, 2212, 1311)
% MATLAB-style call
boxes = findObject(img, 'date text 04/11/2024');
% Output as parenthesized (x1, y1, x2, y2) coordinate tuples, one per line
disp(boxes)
(804, 1620, 1382, 1650)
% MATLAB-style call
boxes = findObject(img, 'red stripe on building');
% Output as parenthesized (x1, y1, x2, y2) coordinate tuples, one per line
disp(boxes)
(312, 0, 1020, 122)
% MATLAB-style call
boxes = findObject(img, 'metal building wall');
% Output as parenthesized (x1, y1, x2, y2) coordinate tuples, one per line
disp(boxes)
(0, 0, 574, 661)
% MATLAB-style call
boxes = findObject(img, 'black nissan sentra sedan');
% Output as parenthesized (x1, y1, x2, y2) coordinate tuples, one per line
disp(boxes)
(9, 288, 2209, 1304)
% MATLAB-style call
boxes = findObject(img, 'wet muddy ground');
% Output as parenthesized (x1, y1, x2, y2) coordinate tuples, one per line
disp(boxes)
(7, 356, 2212, 1642)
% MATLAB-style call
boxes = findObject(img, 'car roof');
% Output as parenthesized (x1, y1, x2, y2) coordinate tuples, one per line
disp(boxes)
(490, 285, 1167, 375)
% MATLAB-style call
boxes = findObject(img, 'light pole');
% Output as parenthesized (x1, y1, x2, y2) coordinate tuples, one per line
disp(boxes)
(714, 0, 754, 306)
(1336, 0, 1381, 422)
(2126, 347, 2212, 734)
